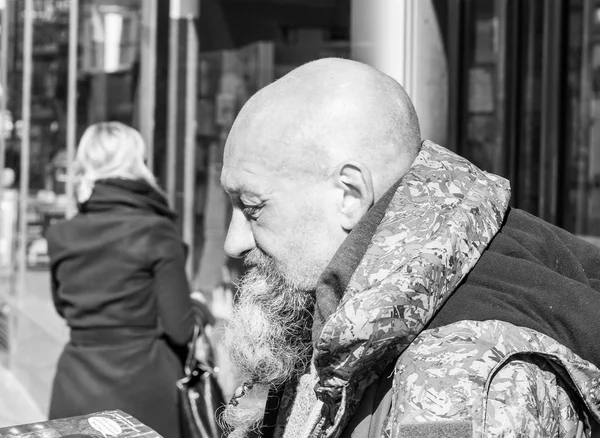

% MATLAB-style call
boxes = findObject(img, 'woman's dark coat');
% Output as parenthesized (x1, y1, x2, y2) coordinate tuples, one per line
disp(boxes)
(47, 178, 195, 438)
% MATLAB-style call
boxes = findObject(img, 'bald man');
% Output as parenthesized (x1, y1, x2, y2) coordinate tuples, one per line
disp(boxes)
(219, 58, 600, 438)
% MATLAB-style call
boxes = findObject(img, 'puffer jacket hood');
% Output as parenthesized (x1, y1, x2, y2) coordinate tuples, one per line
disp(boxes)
(312, 140, 511, 435)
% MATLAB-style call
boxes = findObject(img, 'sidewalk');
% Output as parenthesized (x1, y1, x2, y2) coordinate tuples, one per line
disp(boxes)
(0, 269, 67, 428)
(0, 364, 45, 427)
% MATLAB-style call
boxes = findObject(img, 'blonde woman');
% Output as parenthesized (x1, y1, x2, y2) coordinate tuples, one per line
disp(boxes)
(47, 122, 195, 437)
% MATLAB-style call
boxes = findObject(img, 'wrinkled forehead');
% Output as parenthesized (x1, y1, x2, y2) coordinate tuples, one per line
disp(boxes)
(223, 121, 275, 167)
(223, 122, 283, 180)
(221, 113, 290, 194)
(224, 95, 306, 170)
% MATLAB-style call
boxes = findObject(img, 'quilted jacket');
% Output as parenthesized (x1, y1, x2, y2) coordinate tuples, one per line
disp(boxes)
(267, 141, 600, 438)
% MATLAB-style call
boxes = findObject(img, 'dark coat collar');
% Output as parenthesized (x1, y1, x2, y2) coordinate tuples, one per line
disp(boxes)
(79, 178, 177, 221)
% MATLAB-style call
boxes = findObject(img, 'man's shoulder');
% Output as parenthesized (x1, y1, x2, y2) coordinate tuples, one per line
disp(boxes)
(495, 207, 558, 245)
(388, 319, 600, 437)
(395, 319, 590, 371)
(500, 207, 598, 250)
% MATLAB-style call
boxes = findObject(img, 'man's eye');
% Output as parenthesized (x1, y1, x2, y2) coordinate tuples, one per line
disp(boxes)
(242, 204, 262, 219)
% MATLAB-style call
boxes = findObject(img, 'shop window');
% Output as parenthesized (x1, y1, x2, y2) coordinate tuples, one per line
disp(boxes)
(461, 0, 501, 176)
(564, 0, 600, 236)
(457, 0, 573, 227)
(81, 3, 139, 74)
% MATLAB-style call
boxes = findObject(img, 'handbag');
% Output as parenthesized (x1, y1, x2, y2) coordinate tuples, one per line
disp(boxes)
(177, 324, 226, 438)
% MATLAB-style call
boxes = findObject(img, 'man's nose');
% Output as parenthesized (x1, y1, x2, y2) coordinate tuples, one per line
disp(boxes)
(224, 209, 256, 258)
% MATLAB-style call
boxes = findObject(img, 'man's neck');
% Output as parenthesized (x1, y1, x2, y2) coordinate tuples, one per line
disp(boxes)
(312, 178, 403, 342)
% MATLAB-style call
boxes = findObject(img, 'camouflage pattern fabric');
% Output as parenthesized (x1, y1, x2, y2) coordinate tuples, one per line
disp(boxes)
(388, 320, 600, 438)
(278, 141, 600, 438)
(311, 140, 511, 436)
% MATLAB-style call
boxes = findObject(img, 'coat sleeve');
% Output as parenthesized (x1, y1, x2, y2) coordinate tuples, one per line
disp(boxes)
(46, 227, 66, 318)
(150, 219, 195, 347)
(481, 358, 589, 437)
(49, 264, 65, 318)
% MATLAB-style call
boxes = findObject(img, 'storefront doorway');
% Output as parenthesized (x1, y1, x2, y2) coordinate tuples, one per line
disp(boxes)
(451, 0, 600, 238)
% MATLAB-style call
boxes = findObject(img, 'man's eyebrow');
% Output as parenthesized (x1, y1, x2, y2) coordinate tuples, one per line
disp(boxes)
(221, 185, 263, 198)
(220, 178, 242, 195)
(221, 185, 239, 196)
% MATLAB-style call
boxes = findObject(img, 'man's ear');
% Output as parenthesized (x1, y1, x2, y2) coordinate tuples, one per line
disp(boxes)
(334, 161, 374, 231)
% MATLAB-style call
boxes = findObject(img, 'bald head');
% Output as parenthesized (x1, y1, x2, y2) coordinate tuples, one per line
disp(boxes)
(224, 58, 421, 200)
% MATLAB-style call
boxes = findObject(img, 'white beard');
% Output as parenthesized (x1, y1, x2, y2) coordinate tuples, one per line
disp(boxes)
(220, 249, 315, 436)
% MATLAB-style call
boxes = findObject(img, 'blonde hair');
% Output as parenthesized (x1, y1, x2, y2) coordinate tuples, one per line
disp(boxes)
(74, 122, 163, 203)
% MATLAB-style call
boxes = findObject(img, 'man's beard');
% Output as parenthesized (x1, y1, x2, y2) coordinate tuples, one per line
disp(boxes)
(220, 249, 316, 436)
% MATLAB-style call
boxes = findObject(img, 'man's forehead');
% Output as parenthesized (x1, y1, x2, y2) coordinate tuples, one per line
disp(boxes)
(223, 135, 277, 175)
(224, 108, 289, 162)
(224, 134, 271, 163)
(223, 113, 300, 177)
(221, 79, 327, 190)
